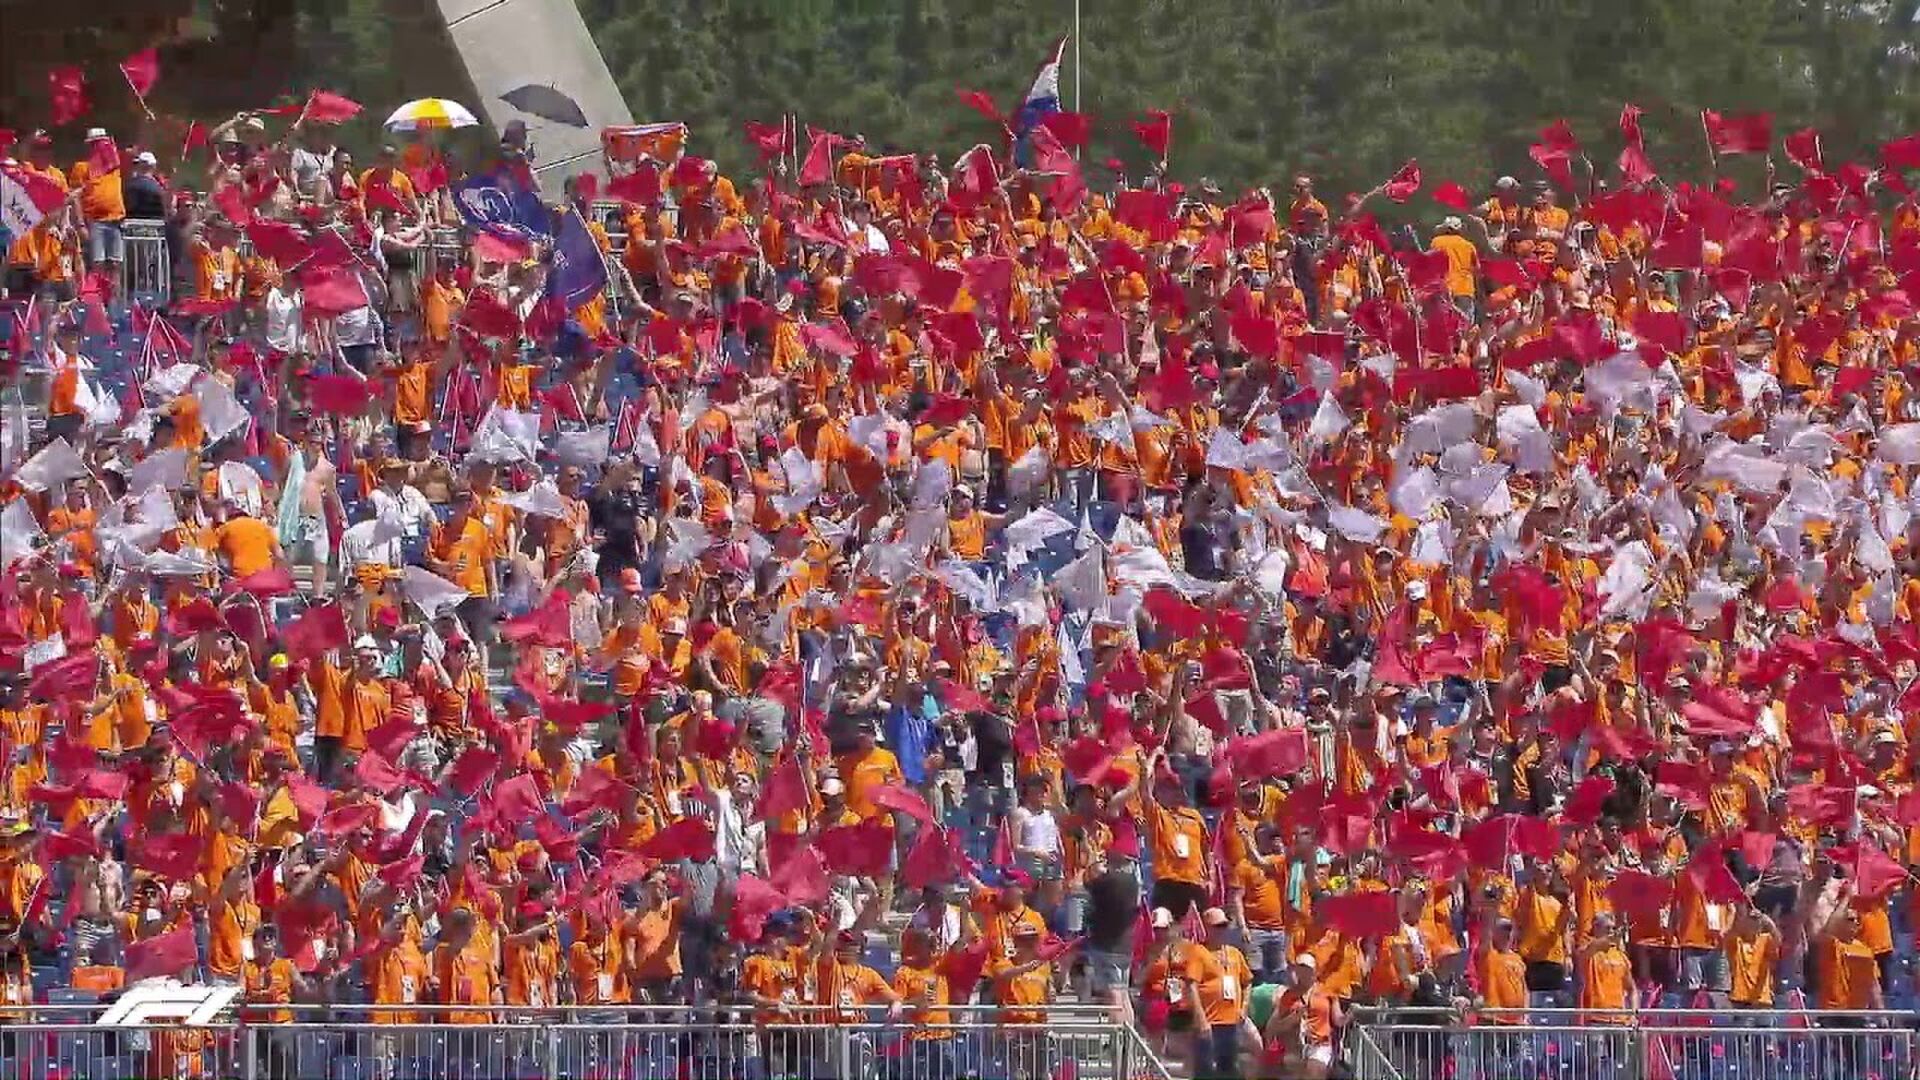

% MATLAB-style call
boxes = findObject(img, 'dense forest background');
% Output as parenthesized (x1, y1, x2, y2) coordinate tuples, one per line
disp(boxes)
(4, 0, 1917, 203)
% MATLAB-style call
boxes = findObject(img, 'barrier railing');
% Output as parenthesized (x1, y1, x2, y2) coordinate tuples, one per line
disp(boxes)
(121, 218, 171, 306)
(2, 1002, 1175, 1080)
(1347, 1006, 1919, 1080)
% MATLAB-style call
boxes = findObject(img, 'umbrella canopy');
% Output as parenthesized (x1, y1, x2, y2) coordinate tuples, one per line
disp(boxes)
(502, 84, 589, 128)
(385, 98, 480, 132)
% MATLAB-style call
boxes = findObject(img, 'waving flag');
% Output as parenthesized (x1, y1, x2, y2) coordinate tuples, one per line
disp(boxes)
(547, 208, 608, 309)
(453, 171, 551, 238)
(1, 167, 67, 235)
(1012, 35, 1068, 166)
(119, 48, 160, 101)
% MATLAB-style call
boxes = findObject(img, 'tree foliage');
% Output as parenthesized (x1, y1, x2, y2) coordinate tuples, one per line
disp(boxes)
(581, 0, 1920, 197)
(4, 1, 1915, 201)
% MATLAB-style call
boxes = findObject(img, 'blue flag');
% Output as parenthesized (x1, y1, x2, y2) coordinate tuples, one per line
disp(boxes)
(547, 210, 607, 310)
(452, 171, 551, 238)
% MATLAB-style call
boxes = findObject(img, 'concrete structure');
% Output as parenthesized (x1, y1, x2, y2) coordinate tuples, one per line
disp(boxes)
(436, 0, 633, 183)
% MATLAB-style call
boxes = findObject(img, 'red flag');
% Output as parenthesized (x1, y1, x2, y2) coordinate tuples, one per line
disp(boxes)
(1040, 111, 1091, 150)
(285, 775, 330, 826)
(1783, 128, 1822, 172)
(1607, 869, 1675, 927)
(501, 591, 572, 649)
(1224, 728, 1309, 780)
(245, 220, 313, 266)
(304, 372, 376, 416)
(181, 121, 210, 159)
(1702, 110, 1772, 156)
(818, 821, 894, 877)
(743, 120, 791, 163)
(1318, 892, 1398, 939)
(445, 746, 500, 799)
(352, 750, 410, 797)
(1832, 843, 1908, 902)
(1884, 135, 1920, 173)
(901, 827, 962, 890)
(769, 846, 831, 906)
(485, 772, 547, 826)
(1131, 110, 1172, 160)
(559, 765, 632, 818)
(1380, 159, 1421, 203)
(1684, 842, 1746, 905)
(119, 49, 160, 100)
(131, 832, 201, 881)
(638, 817, 716, 862)
(1617, 104, 1657, 185)
(1737, 831, 1778, 870)
(1431, 181, 1469, 210)
(957, 89, 1005, 127)
(606, 163, 662, 207)
(300, 266, 368, 317)
(237, 565, 295, 597)
(755, 754, 808, 823)
(303, 90, 363, 125)
(47, 67, 88, 126)
(472, 227, 534, 265)
(281, 602, 348, 663)
(126, 926, 198, 982)
(379, 853, 425, 890)
(871, 783, 937, 826)
(1530, 119, 1579, 189)
(727, 873, 788, 943)
(1562, 775, 1616, 827)
(799, 127, 844, 187)
(949, 144, 1000, 211)
(315, 802, 380, 837)
(28, 653, 95, 702)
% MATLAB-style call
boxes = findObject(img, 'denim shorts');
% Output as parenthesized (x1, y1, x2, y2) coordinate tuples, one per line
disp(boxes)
(1085, 946, 1131, 996)
(87, 221, 126, 264)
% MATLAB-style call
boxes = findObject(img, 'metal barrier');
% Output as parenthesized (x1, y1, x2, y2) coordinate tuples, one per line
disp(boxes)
(3, 1003, 1175, 1080)
(1348, 1007, 1920, 1080)
(121, 218, 171, 307)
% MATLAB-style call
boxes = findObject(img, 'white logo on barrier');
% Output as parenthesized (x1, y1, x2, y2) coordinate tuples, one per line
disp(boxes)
(98, 984, 241, 1027)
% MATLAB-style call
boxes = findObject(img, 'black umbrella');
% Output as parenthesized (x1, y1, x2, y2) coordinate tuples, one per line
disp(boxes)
(501, 84, 589, 128)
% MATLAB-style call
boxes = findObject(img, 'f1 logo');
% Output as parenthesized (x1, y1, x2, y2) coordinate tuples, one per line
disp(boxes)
(98, 984, 241, 1027)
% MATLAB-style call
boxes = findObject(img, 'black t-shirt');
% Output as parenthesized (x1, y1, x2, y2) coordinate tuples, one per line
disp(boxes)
(124, 174, 167, 219)
(1084, 868, 1139, 951)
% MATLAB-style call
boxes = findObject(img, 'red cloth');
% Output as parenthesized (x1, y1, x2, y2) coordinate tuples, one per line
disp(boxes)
(1318, 892, 1398, 939)
(1381, 159, 1421, 203)
(638, 817, 716, 863)
(816, 821, 893, 877)
(1131, 110, 1172, 159)
(126, 926, 198, 982)
(303, 90, 363, 125)
(1702, 110, 1773, 155)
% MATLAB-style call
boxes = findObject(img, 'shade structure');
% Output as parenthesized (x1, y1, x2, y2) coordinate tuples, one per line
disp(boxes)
(385, 98, 481, 132)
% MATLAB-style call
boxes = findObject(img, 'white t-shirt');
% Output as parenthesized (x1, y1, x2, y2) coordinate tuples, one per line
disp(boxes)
(1012, 805, 1062, 858)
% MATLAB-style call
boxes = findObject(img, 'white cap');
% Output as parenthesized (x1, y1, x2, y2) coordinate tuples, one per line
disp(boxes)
(134, 151, 157, 166)
(1150, 907, 1174, 929)
(1406, 579, 1429, 600)
(820, 778, 845, 797)
(353, 635, 380, 652)
(85, 127, 109, 141)
(1293, 953, 1318, 970)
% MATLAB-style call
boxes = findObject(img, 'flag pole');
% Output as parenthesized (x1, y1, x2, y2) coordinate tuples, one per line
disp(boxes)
(1073, 0, 1082, 112)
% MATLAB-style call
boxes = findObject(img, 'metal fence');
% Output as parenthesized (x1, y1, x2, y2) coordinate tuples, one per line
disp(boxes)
(1, 1003, 1174, 1080)
(121, 218, 171, 306)
(1346, 1007, 1920, 1080)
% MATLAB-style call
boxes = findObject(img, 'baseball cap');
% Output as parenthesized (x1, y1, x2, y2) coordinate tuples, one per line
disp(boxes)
(353, 635, 380, 652)
(619, 567, 644, 594)
(1150, 907, 1174, 929)
(134, 151, 157, 166)
(1202, 907, 1230, 927)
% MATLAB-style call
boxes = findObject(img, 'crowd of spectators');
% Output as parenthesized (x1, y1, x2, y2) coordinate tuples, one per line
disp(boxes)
(0, 98, 1918, 1080)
